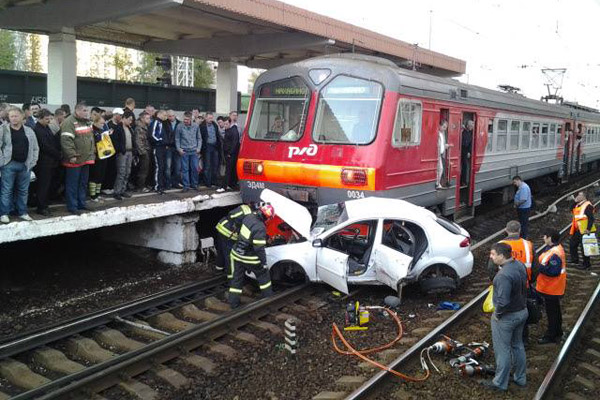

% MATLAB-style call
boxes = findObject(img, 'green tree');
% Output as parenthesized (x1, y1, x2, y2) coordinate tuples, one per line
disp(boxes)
(0, 29, 15, 70)
(193, 59, 214, 88)
(114, 47, 135, 81)
(247, 69, 261, 92)
(28, 34, 43, 72)
(136, 51, 163, 83)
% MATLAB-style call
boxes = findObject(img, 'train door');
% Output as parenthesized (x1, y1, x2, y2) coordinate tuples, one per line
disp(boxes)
(439, 109, 451, 187)
(458, 112, 476, 208)
(562, 122, 572, 179)
(575, 123, 583, 173)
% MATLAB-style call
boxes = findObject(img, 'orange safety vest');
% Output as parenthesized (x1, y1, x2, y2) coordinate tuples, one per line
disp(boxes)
(570, 201, 596, 235)
(500, 238, 533, 284)
(536, 244, 567, 296)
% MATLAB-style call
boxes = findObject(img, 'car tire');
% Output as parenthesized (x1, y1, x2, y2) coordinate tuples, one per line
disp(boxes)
(419, 277, 456, 294)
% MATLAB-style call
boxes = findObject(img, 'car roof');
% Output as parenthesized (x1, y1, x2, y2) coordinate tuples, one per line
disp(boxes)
(344, 197, 436, 222)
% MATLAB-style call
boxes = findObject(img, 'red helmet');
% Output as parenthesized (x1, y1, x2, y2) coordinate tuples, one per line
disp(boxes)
(259, 204, 275, 220)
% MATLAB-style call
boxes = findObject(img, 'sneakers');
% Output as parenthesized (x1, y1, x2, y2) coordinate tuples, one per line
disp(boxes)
(1, 215, 9, 224)
(175, 183, 183, 189)
(216, 188, 226, 193)
(142, 187, 151, 193)
(90, 197, 100, 203)
(19, 214, 33, 221)
(101, 189, 114, 195)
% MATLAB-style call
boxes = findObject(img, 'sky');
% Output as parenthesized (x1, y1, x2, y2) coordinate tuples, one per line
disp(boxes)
(269, 0, 600, 108)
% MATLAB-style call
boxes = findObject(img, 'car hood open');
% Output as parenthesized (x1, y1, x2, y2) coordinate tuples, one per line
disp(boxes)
(260, 189, 313, 239)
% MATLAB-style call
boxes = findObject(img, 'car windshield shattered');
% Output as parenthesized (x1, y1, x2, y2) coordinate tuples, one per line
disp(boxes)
(312, 202, 348, 234)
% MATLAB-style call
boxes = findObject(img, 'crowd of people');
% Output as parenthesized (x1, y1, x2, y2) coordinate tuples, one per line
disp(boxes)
(0, 99, 241, 222)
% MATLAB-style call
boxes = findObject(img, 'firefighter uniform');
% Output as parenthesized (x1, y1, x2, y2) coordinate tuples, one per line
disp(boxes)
(228, 212, 273, 308)
(536, 243, 567, 344)
(215, 204, 252, 276)
(569, 200, 596, 269)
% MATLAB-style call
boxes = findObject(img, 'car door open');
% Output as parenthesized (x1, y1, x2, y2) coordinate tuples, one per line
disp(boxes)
(315, 247, 349, 294)
(372, 245, 412, 291)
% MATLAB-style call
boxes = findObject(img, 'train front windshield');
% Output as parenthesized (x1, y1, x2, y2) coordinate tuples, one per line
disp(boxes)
(248, 77, 311, 142)
(313, 76, 383, 145)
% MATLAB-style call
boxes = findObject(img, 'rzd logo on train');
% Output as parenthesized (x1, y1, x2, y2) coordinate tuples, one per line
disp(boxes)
(288, 144, 318, 159)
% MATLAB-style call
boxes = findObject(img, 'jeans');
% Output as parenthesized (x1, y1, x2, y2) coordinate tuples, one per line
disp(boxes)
(203, 144, 219, 187)
(65, 165, 89, 212)
(180, 150, 199, 189)
(114, 152, 133, 195)
(491, 308, 528, 390)
(0, 161, 31, 216)
(165, 146, 181, 188)
(517, 207, 530, 239)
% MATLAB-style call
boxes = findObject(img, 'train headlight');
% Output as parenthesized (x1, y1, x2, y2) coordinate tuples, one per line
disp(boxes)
(341, 168, 368, 186)
(243, 160, 264, 175)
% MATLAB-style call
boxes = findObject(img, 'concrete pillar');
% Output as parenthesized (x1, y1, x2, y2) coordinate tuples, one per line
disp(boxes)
(216, 61, 238, 114)
(101, 214, 200, 265)
(47, 28, 77, 107)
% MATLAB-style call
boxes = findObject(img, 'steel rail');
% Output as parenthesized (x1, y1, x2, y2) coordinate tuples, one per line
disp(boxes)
(534, 280, 600, 400)
(345, 197, 598, 399)
(0, 275, 227, 359)
(11, 283, 311, 400)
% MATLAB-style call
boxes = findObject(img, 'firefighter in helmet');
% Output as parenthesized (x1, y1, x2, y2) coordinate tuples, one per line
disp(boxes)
(228, 204, 275, 308)
(215, 204, 253, 277)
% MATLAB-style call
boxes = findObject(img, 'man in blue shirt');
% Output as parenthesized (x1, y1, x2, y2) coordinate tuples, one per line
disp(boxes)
(513, 176, 532, 239)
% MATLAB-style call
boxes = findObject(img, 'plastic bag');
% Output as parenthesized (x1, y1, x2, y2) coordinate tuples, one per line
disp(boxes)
(483, 285, 495, 313)
(582, 233, 599, 256)
(96, 131, 116, 159)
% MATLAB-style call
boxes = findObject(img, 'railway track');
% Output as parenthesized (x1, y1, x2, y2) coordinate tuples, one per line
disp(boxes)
(331, 200, 600, 400)
(0, 276, 321, 399)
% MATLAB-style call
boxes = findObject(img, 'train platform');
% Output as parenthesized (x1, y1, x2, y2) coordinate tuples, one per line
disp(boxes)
(0, 188, 242, 245)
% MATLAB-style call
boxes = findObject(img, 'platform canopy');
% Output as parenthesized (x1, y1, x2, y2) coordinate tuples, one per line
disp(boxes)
(0, 0, 465, 76)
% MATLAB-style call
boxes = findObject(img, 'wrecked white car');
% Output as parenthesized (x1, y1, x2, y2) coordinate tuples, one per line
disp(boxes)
(261, 189, 473, 295)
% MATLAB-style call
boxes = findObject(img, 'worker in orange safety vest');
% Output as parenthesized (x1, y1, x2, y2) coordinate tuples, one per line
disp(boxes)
(569, 191, 596, 270)
(536, 229, 566, 345)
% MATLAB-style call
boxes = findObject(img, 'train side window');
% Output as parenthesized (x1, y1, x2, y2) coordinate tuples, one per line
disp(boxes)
(541, 124, 549, 148)
(392, 99, 422, 147)
(509, 120, 520, 151)
(521, 122, 531, 150)
(486, 120, 493, 153)
(550, 124, 557, 148)
(557, 125, 563, 146)
(496, 119, 508, 152)
(531, 123, 540, 149)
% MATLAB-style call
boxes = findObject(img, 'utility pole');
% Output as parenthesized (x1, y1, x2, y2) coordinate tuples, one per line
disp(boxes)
(428, 10, 433, 50)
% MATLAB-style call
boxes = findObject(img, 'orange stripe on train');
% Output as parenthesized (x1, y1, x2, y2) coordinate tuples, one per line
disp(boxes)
(237, 159, 376, 191)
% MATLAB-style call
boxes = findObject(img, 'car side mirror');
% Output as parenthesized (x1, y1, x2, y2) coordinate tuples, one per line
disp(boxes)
(312, 238, 323, 248)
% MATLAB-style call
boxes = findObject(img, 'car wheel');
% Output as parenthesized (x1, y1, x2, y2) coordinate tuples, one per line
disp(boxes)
(271, 261, 308, 284)
(419, 276, 456, 294)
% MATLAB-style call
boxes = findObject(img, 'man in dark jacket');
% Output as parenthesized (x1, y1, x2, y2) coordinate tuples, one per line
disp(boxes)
(461, 120, 474, 186)
(33, 109, 61, 216)
(483, 242, 528, 392)
(164, 110, 181, 189)
(112, 110, 136, 200)
(222, 117, 240, 190)
(200, 112, 222, 188)
(149, 110, 168, 194)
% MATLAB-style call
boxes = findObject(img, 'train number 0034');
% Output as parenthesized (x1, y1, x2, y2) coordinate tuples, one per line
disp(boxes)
(347, 190, 365, 199)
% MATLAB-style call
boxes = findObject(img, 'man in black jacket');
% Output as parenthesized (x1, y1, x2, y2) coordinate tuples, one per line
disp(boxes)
(164, 110, 181, 189)
(222, 117, 240, 190)
(200, 112, 222, 188)
(112, 111, 136, 200)
(33, 109, 61, 216)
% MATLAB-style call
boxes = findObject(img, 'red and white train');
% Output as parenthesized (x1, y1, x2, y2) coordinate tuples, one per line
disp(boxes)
(237, 54, 600, 219)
